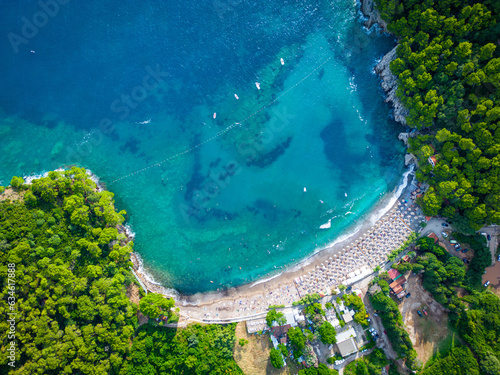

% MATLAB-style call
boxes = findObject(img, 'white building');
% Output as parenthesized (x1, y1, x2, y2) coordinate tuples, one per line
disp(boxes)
(336, 327, 358, 357)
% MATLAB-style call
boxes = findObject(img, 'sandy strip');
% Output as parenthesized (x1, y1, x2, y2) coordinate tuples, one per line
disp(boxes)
(129, 168, 423, 323)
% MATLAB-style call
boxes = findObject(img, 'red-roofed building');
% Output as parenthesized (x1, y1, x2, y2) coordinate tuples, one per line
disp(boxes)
(428, 155, 437, 168)
(427, 232, 439, 243)
(392, 285, 403, 295)
(388, 269, 401, 281)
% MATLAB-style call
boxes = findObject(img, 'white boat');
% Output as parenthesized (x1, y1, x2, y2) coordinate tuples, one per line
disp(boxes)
(255, 82, 260, 90)
(234, 94, 239, 100)
(280, 58, 284, 65)
(304, 187, 307, 192)
(345, 193, 348, 197)
(213, 112, 217, 119)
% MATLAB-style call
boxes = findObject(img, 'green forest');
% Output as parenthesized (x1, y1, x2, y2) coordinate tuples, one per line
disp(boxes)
(0, 168, 243, 374)
(376, 0, 500, 231)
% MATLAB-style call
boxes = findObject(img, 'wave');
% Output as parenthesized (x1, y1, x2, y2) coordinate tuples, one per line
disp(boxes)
(368, 164, 415, 225)
(23, 168, 65, 184)
(249, 272, 283, 288)
(301, 165, 415, 263)
(124, 224, 136, 239)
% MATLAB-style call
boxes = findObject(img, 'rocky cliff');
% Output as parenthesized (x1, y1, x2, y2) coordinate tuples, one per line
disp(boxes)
(360, 0, 409, 126)
(361, 0, 387, 30)
(375, 46, 409, 126)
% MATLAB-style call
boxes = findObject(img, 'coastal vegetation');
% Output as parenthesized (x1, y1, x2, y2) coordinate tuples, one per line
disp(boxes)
(375, 0, 500, 231)
(266, 308, 286, 327)
(125, 323, 243, 374)
(370, 285, 417, 369)
(412, 236, 500, 373)
(344, 348, 389, 375)
(269, 347, 285, 368)
(293, 293, 322, 306)
(387, 232, 417, 261)
(0, 168, 136, 374)
(298, 364, 339, 375)
(0, 169, 244, 375)
(318, 321, 337, 345)
(342, 293, 369, 326)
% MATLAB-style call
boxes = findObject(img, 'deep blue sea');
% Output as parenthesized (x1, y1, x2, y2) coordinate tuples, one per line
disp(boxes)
(0, 0, 405, 294)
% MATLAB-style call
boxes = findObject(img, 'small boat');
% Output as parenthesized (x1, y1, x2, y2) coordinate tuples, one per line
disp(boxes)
(304, 187, 307, 192)
(234, 94, 239, 100)
(280, 58, 284, 65)
(213, 112, 217, 119)
(255, 82, 260, 90)
(345, 193, 348, 197)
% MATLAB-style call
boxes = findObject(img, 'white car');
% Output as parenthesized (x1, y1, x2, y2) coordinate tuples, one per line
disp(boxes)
(484, 281, 490, 287)
(441, 232, 448, 238)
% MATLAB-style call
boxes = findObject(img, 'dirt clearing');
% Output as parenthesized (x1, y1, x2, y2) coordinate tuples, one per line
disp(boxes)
(397, 273, 455, 365)
(233, 322, 301, 375)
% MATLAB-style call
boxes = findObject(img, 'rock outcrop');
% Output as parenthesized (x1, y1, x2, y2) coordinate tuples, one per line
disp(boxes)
(361, 0, 387, 30)
(375, 46, 409, 126)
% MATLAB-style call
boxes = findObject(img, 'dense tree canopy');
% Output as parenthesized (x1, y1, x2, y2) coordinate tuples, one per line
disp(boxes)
(0, 168, 136, 374)
(138, 293, 175, 320)
(377, 0, 500, 230)
(0, 168, 244, 375)
(124, 323, 243, 374)
(370, 291, 416, 368)
(318, 321, 337, 345)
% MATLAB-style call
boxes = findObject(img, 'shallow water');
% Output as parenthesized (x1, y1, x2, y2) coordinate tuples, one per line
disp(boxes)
(0, 0, 404, 294)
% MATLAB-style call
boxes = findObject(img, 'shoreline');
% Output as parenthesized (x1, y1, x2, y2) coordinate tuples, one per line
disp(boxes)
(129, 165, 420, 319)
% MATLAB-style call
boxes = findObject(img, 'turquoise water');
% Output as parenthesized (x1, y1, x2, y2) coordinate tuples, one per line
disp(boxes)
(0, 0, 404, 294)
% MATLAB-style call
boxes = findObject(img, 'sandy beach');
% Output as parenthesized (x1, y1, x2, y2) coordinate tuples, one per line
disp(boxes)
(130, 166, 425, 324)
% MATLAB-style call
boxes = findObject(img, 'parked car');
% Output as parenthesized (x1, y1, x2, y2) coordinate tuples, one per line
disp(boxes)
(441, 232, 449, 238)
(463, 259, 469, 264)
(373, 334, 379, 340)
(374, 313, 378, 317)
(442, 223, 449, 227)
(487, 234, 491, 241)
(497, 254, 500, 262)
(454, 243, 461, 248)
(423, 309, 428, 315)
(484, 281, 490, 287)
(461, 248, 469, 253)
(361, 349, 368, 353)
(366, 318, 372, 323)
(406, 293, 411, 298)
(384, 330, 387, 334)
(455, 247, 461, 252)
(417, 310, 423, 317)
(450, 240, 458, 244)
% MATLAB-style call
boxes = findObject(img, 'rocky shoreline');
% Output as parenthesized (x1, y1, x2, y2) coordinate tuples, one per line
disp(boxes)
(375, 47, 409, 126)
(360, 0, 409, 127)
(360, 0, 387, 31)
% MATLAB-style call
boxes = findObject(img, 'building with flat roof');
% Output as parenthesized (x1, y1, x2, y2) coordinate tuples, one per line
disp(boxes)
(336, 328, 358, 357)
